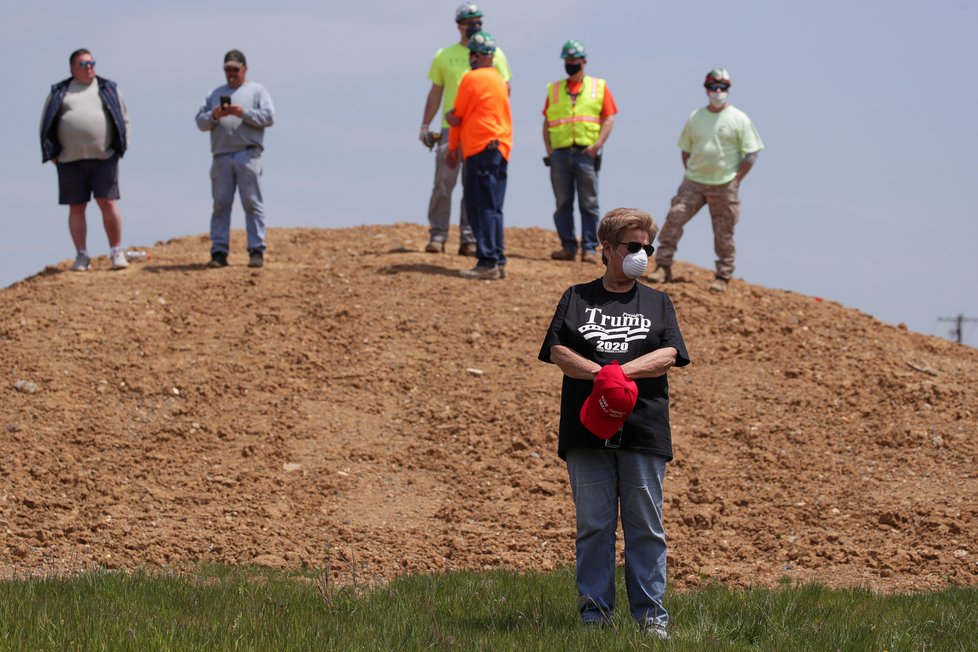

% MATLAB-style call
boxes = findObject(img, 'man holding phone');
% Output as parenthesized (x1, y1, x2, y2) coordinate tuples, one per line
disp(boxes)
(195, 49, 275, 268)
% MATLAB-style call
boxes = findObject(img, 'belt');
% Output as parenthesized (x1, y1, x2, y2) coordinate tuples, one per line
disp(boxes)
(554, 144, 590, 151)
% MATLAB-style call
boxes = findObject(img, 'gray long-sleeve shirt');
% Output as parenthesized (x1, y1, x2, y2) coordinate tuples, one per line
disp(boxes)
(195, 81, 275, 155)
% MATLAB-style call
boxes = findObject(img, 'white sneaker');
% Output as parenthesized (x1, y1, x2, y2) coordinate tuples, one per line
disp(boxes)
(110, 248, 129, 270)
(641, 621, 670, 640)
(72, 253, 90, 271)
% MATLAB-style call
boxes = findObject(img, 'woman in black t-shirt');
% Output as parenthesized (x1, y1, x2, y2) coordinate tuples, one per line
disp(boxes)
(538, 207, 690, 639)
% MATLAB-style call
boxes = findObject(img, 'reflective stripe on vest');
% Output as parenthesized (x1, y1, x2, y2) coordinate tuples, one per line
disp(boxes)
(546, 76, 605, 148)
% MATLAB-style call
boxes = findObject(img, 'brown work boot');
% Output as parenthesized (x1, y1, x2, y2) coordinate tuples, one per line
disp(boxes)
(425, 240, 445, 253)
(580, 251, 598, 264)
(459, 265, 501, 280)
(458, 242, 477, 257)
(646, 265, 671, 283)
(709, 277, 729, 293)
(550, 249, 576, 261)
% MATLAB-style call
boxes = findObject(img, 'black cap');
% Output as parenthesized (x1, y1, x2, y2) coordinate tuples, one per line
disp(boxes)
(224, 49, 247, 67)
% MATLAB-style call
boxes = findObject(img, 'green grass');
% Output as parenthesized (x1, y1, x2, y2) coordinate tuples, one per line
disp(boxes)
(0, 565, 974, 651)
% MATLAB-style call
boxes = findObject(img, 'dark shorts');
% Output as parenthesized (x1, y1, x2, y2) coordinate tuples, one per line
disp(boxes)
(56, 154, 120, 205)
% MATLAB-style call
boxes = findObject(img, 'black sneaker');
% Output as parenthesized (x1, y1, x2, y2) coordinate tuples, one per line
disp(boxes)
(248, 250, 264, 268)
(207, 252, 228, 268)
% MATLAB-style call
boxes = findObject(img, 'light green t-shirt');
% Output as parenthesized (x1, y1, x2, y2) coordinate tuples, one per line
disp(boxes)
(678, 105, 763, 185)
(428, 43, 511, 129)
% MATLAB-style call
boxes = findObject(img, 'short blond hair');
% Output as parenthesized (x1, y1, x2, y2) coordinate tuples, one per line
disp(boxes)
(598, 208, 658, 264)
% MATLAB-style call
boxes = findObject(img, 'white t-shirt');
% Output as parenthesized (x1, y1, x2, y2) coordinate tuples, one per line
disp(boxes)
(678, 105, 763, 185)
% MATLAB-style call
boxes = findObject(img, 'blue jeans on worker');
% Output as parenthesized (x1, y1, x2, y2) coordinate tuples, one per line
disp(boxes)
(549, 146, 599, 254)
(565, 448, 669, 628)
(210, 148, 265, 254)
(463, 146, 507, 268)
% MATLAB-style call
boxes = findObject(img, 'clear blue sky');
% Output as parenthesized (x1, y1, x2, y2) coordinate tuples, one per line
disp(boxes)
(3, 1, 977, 346)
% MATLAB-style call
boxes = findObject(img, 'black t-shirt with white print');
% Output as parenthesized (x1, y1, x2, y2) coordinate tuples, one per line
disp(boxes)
(538, 278, 690, 461)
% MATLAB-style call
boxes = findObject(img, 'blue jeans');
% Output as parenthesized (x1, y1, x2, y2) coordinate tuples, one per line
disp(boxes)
(565, 448, 668, 627)
(427, 129, 475, 245)
(549, 147, 599, 254)
(463, 146, 507, 267)
(210, 148, 265, 254)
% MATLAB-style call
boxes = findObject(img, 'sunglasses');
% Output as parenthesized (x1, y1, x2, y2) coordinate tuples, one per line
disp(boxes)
(705, 82, 730, 91)
(621, 242, 655, 256)
(78, 60, 96, 69)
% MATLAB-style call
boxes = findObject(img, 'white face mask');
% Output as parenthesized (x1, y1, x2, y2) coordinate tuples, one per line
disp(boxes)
(709, 91, 728, 108)
(617, 247, 649, 279)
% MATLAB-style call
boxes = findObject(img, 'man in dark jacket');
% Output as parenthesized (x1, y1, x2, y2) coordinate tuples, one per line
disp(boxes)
(40, 48, 131, 271)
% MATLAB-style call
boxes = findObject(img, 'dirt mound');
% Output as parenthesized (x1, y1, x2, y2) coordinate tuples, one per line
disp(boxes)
(2, 224, 976, 592)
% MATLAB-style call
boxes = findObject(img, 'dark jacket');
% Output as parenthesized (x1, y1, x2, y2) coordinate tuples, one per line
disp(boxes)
(40, 76, 127, 163)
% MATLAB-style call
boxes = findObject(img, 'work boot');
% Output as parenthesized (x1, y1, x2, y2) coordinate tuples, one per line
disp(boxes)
(580, 251, 598, 264)
(709, 277, 729, 293)
(207, 252, 228, 268)
(459, 265, 501, 280)
(550, 249, 576, 261)
(248, 250, 264, 268)
(425, 240, 445, 253)
(458, 242, 477, 257)
(647, 265, 671, 283)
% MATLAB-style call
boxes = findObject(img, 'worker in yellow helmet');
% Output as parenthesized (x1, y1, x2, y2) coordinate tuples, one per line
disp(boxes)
(419, 3, 512, 257)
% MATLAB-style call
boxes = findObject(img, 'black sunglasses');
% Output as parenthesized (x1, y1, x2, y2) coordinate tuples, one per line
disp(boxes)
(621, 242, 655, 256)
(705, 82, 730, 91)
(78, 60, 96, 69)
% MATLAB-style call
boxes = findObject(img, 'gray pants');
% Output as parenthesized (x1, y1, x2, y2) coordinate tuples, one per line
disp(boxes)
(427, 128, 475, 245)
(210, 149, 265, 254)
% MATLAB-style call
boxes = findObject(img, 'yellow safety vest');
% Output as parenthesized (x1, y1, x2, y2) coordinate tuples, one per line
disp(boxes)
(546, 76, 606, 148)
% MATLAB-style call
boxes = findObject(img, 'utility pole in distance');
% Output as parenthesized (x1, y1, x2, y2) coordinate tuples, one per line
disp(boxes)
(938, 313, 978, 344)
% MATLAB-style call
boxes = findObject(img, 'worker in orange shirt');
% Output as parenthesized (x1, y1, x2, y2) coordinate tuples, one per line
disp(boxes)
(446, 31, 513, 281)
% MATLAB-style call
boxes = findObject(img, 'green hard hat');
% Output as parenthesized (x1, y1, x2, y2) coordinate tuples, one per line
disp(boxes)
(561, 39, 587, 59)
(455, 3, 483, 22)
(468, 30, 496, 55)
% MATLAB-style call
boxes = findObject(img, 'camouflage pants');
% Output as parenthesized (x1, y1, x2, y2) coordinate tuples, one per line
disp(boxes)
(655, 177, 741, 280)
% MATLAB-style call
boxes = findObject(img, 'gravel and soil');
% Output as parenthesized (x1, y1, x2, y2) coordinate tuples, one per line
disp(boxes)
(2, 224, 976, 592)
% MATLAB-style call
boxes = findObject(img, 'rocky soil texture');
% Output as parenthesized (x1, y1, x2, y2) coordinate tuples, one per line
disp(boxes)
(2, 224, 975, 592)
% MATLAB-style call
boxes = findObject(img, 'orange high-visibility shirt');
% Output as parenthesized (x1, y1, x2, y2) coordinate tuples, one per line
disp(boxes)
(448, 67, 512, 160)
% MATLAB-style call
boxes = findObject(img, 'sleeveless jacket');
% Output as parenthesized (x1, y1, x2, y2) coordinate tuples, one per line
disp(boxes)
(545, 75, 605, 148)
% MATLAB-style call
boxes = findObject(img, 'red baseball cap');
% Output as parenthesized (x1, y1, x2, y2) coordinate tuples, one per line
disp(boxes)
(580, 361, 638, 439)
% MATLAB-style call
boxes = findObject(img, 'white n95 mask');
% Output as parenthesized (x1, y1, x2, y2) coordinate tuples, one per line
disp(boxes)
(621, 249, 649, 279)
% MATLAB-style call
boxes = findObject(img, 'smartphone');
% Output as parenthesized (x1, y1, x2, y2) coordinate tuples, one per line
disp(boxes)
(220, 95, 231, 108)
